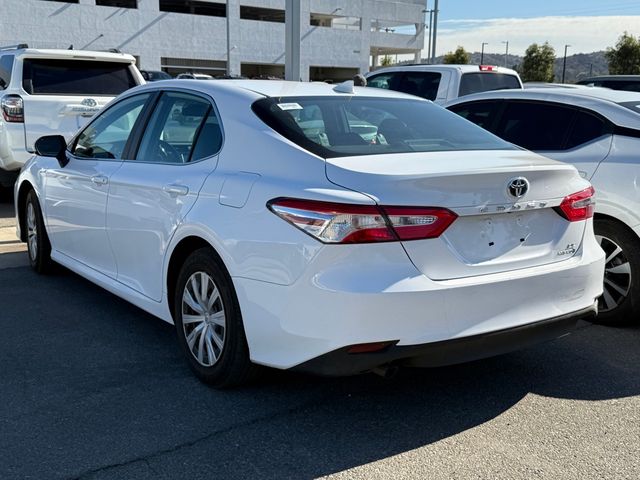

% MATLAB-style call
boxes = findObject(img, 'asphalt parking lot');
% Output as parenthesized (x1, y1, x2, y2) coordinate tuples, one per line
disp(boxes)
(1, 195, 639, 480)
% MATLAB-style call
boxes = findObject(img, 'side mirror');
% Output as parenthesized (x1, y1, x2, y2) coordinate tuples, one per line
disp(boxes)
(34, 135, 68, 167)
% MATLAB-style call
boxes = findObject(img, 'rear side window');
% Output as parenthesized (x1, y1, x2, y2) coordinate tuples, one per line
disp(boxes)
(396, 72, 441, 100)
(565, 110, 609, 149)
(0, 55, 13, 89)
(497, 102, 574, 150)
(22, 59, 137, 95)
(459, 73, 520, 97)
(252, 96, 514, 159)
(447, 100, 502, 132)
(600, 80, 640, 92)
(367, 72, 399, 90)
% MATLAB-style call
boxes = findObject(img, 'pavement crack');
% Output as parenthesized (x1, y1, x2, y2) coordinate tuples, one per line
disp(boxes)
(66, 395, 328, 480)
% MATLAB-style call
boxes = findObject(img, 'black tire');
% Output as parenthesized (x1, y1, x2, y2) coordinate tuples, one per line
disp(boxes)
(173, 247, 256, 387)
(25, 190, 53, 274)
(593, 218, 640, 326)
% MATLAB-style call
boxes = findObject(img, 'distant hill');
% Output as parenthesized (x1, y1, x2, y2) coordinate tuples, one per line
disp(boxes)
(401, 51, 609, 84)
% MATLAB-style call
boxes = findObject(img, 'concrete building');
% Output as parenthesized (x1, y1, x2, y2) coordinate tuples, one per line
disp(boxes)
(0, 0, 426, 81)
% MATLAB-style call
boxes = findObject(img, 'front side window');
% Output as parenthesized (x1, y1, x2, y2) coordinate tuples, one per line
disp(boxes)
(459, 73, 521, 97)
(22, 59, 137, 95)
(135, 92, 220, 163)
(252, 96, 514, 158)
(72, 93, 150, 159)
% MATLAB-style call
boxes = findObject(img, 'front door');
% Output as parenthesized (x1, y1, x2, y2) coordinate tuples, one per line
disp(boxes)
(44, 93, 152, 277)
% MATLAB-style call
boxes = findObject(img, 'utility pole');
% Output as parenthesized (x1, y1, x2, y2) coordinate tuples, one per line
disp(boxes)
(502, 41, 509, 67)
(562, 44, 571, 83)
(481, 42, 488, 64)
(431, 0, 439, 64)
(285, 0, 301, 81)
(226, 1, 231, 75)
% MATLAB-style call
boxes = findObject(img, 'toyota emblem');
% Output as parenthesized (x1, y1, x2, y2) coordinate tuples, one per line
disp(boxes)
(507, 177, 529, 198)
(81, 98, 97, 107)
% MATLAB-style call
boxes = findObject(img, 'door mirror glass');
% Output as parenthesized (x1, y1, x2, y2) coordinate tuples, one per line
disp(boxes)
(35, 135, 68, 166)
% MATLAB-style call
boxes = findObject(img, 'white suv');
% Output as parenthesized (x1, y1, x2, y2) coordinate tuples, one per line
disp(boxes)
(365, 64, 523, 104)
(0, 44, 144, 188)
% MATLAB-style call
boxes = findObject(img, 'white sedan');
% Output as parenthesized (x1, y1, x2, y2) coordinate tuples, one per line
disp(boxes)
(15, 80, 604, 386)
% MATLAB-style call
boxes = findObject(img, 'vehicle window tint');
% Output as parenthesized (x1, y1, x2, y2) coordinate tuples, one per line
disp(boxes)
(366, 73, 397, 90)
(619, 101, 640, 114)
(73, 93, 150, 159)
(22, 59, 137, 95)
(497, 102, 574, 151)
(190, 111, 223, 161)
(0, 55, 13, 89)
(252, 96, 514, 159)
(397, 72, 441, 100)
(447, 100, 502, 132)
(459, 73, 520, 97)
(602, 81, 640, 92)
(566, 111, 609, 149)
(136, 92, 212, 163)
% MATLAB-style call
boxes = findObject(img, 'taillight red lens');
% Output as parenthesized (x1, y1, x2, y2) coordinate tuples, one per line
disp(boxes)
(268, 198, 457, 244)
(1, 94, 24, 123)
(383, 206, 457, 240)
(557, 186, 595, 222)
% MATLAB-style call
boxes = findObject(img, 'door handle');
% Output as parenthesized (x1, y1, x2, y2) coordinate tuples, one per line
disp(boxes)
(91, 175, 108, 186)
(163, 184, 189, 196)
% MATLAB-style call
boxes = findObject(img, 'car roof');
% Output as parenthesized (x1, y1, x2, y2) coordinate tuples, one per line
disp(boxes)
(140, 79, 426, 101)
(443, 87, 640, 128)
(366, 64, 520, 76)
(11, 48, 136, 63)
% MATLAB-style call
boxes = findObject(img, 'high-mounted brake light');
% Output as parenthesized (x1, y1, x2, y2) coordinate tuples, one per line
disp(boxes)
(556, 187, 595, 222)
(1, 94, 24, 123)
(268, 198, 457, 244)
(479, 65, 497, 72)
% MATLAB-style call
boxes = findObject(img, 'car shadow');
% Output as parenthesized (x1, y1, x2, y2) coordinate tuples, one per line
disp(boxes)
(0, 266, 638, 479)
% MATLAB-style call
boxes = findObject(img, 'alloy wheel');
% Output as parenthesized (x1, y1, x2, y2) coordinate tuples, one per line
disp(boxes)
(26, 202, 38, 261)
(181, 271, 226, 367)
(596, 235, 632, 313)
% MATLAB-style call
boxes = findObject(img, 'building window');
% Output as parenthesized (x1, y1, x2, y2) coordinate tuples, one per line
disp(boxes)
(40, 0, 79, 3)
(240, 6, 285, 23)
(311, 13, 361, 31)
(159, 0, 225, 17)
(96, 0, 137, 7)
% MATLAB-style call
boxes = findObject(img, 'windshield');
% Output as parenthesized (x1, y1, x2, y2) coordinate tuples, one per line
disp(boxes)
(22, 59, 137, 95)
(252, 96, 514, 158)
(459, 73, 521, 97)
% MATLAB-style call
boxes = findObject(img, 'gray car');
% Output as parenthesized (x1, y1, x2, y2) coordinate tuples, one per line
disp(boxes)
(445, 87, 640, 325)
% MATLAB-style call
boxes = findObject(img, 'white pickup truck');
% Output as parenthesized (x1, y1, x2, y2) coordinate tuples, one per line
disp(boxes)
(365, 64, 523, 104)
(0, 44, 145, 189)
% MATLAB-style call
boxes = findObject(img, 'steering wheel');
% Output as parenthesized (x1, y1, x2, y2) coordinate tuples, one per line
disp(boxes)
(157, 140, 182, 163)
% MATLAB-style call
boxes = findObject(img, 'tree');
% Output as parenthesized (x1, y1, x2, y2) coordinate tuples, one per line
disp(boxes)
(443, 46, 471, 65)
(380, 55, 394, 67)
(520, 42, 556, 82)
(605, 32, 640, 74)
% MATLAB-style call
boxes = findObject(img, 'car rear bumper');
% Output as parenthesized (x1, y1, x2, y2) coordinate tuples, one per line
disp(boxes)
(234, 224, 604, 371)
(291, 304, 595, 376)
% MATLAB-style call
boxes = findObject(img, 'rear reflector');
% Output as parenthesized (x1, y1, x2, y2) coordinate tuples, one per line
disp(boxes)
(347, 341, 395, 354)
(268, 198, 457, 244)
(556, 186, 595, 222)
(1, 95, 24, 123)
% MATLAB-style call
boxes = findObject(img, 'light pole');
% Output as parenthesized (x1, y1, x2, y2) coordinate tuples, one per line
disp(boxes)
(562, 44, 571, 83)
(226, 1, 231, 75)
(422, 8, 433, 64)
(501, 41, 509, 67)
(481, 42, 488, 64)
(431, 0, 439, 64)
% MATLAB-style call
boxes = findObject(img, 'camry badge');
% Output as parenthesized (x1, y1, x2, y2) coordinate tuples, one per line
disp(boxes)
(507, 177, 529, 198)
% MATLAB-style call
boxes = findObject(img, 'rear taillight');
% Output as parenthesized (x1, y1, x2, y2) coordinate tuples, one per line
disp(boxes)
(556, 187, 595, 222)
(268, 198, 457, 244)
(1, 94, 24, 123)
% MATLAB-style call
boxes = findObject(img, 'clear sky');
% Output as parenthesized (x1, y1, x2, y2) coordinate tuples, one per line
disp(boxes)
(425, 0, 640, 56)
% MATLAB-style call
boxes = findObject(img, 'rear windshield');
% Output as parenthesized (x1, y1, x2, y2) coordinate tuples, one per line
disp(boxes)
(459, 73, 521, 97)
(579, 80, 640, 92)
(252, 96, 514, 158)
(22, 59, 137, 95)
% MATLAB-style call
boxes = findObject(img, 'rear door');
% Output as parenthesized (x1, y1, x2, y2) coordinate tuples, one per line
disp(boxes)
(493, 101, 613, 179)
(107, 90, 223, 301)
(21, 57, 138, 150)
